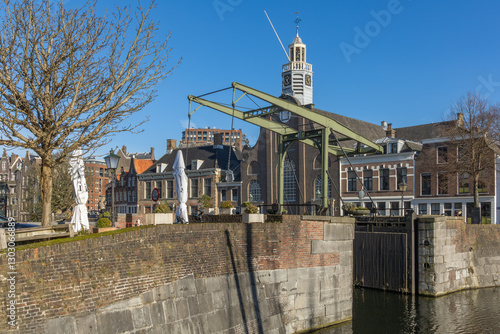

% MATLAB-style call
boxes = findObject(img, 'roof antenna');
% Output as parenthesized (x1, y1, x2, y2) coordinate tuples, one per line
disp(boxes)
(264, 10, 290, 62)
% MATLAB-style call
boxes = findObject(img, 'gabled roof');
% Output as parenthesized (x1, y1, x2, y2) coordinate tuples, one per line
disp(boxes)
(395, 121, 455, 142)
(143, 145, 243, 181)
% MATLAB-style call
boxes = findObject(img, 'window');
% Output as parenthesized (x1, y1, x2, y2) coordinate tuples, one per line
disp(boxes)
(459, 173, 469, 194)
(167, 180, 174, 198)
(390, 143, 398, 154)
(390, 202, 399, 216)
(363, 170, 373, 191)
(284, 159, 296, 202)
(157, 181, 162, 198)
(438, 172, 448, 195)
(421, 173, 431, 195)
(132, 177, 136, 187)
(231, 188, 238, 202)
(100, 168, 104, 177)
(221, 189, 227, 201)
(431, 203, 440, 215)
(145, 182, 151, 199)
(419, 203, 428, 215)
(481, 202, 491, 224)
(397, 167, 407, 186)
(377, 202, 386, 216)
(128, 177, 131, 187)
(454, 203, 462, 216)
(437, 146, 448, 164)
(249, 181, 261, 202)
(190, 178, 198, 198)
(204, 178, 212, 196)
(444, 203, 452, 216)
(347, 171, 357, 192)
(315, 176, 332, 198)
(380, 169, 390, 190)
(478, 170, 488, 193)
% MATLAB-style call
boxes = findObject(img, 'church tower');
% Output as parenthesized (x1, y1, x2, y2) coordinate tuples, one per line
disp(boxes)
(281, 26, 313, 105)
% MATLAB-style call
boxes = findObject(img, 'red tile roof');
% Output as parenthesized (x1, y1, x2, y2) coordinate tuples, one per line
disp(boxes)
(134, 159, 154, 175)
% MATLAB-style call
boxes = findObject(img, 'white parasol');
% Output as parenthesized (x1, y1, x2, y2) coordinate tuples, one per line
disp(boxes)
(69, 148, 89, 232)
(173, 150, 189, 223)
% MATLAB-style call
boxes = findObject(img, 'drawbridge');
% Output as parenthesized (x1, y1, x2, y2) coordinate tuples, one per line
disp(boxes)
(188, 82, 383, 211)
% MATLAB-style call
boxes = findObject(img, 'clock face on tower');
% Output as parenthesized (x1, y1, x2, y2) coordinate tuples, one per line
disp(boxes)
(305, 74, 312, 86)
(283, 74, 291, 86)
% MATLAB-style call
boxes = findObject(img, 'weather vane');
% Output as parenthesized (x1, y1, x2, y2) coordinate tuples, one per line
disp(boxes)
(294, 11, 301, 35)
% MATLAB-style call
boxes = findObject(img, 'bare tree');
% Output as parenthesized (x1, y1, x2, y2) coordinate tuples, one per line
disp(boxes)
(446, 92, 500, 213)
(0, 0, 180, 225)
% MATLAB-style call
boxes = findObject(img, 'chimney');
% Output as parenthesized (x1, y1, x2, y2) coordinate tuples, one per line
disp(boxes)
(386, 123, 396, 138)
(213, 133, 223, 148)
(166, 139, 177, 152)
(122, 145, 127, 155)
(381, 121, 388, 131)
(150, 147, 155, 160)
(457, 113, 464, 127)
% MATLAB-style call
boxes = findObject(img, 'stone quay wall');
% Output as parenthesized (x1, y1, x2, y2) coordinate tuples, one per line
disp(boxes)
(418, 216, 500, 296)
(0, 216, 354, 334)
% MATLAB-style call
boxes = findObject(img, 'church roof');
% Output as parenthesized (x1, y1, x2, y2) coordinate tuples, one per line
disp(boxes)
(310, 106, 387, 142)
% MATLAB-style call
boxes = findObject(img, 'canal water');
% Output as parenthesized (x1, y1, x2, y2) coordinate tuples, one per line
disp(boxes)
(316, 287, 500, 334)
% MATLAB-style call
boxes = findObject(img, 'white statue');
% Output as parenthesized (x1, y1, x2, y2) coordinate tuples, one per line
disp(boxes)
(69, 148, 89, 232)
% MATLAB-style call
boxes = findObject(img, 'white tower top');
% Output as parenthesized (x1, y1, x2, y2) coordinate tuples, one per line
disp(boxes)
(281, 18, 313, 106)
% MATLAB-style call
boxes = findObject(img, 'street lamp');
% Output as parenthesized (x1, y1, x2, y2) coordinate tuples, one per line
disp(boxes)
(104, 149, 120, 227)
(398, 181, 408, 216)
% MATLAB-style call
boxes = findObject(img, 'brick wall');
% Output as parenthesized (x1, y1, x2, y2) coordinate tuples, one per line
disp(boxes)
(0, 217, 354, 333)
(418, 216, 500, 296)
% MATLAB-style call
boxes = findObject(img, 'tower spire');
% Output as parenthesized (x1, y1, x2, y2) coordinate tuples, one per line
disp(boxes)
(281, 12, 313, 106)
(294, 11, 301, 37)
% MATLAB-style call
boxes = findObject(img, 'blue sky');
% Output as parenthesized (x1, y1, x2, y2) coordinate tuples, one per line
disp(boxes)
(5, 0, 500, 159)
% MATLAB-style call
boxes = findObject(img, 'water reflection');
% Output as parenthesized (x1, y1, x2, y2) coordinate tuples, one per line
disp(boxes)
(316, 287, 500, 334)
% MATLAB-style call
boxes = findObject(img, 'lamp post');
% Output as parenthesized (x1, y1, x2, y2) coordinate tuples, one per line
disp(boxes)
(104, 150, 120, 227)
(398, 181, 408, 216)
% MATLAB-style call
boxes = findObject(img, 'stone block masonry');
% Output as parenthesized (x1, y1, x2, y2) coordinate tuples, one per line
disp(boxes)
(0, 216, 354, 333)
(418, 216, 500, 296)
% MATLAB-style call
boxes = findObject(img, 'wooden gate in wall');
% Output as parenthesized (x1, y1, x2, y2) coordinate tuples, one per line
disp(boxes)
(353, 213, 417, 294)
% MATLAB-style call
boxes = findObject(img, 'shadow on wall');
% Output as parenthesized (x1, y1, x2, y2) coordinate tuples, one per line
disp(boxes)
(225, 227, 266, 334)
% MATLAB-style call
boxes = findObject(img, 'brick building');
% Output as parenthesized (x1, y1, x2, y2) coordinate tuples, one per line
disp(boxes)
(0, 149, 41, 221)
(181, 127, 245, 150)
(83, 157, 109, 213)
(105, 145, 155, 219)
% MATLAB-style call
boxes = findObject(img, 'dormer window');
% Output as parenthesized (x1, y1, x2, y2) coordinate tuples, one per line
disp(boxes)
(191, 160, 203, 170)
(156, 163, 167, 173)
(390, 143, 398, 154)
